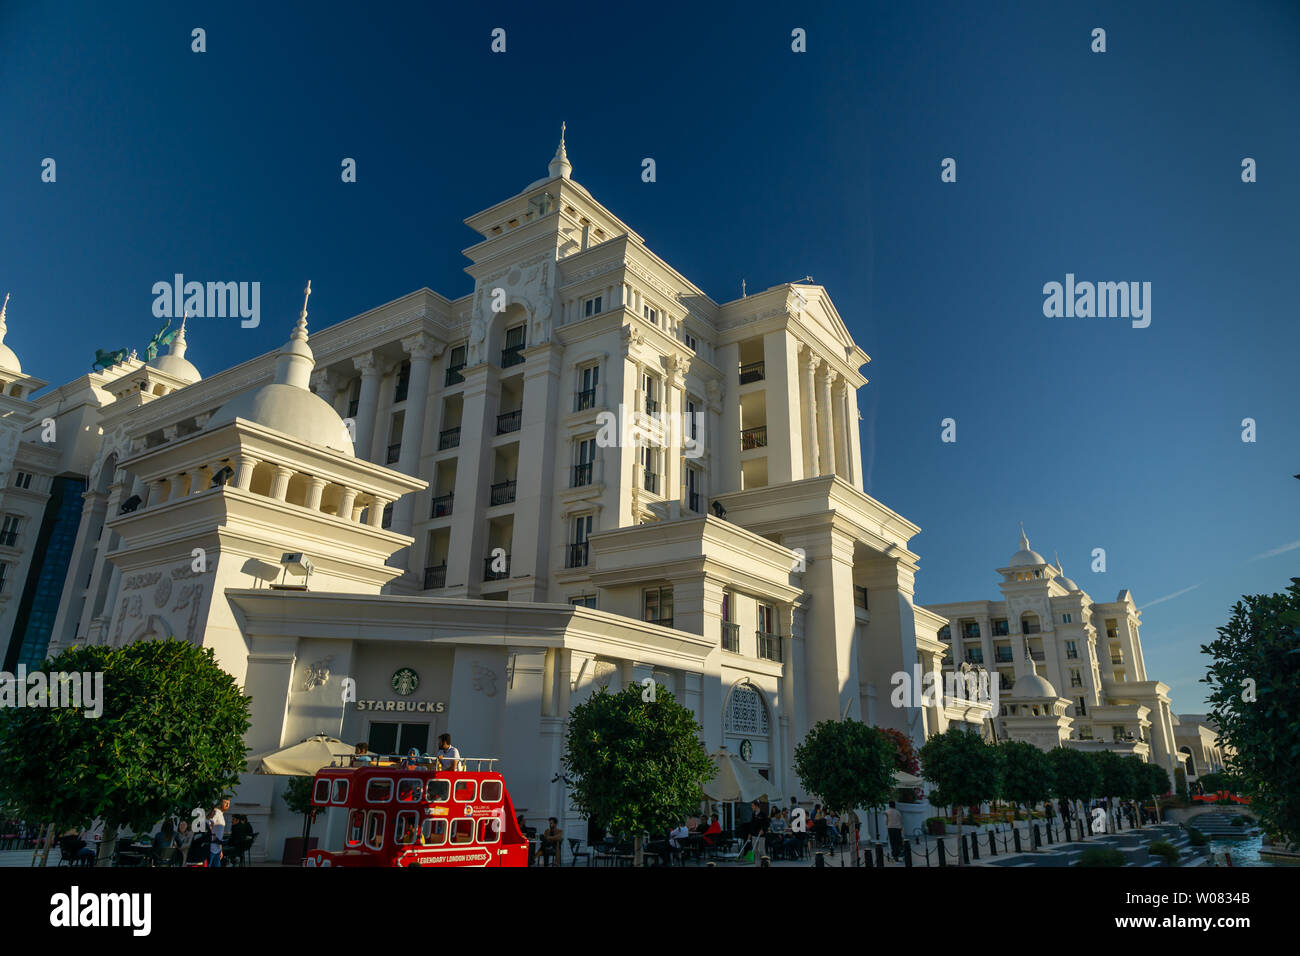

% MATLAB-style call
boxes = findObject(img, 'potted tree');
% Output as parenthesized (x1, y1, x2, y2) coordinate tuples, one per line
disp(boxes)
(281, 776, 320, 865)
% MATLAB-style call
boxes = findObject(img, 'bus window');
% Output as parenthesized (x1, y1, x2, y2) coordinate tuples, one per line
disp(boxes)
(313, 778, 331, 804)
(477, 817, 502, 844)
(364, 811, 386, 850)
(421, 818, 448, 846)
(479, 780, 503, 803)
(453, 779, 476, 803)
(449, 819, 474, 845)
(366, 778, 393, 803)
(397, 778, 422, 803)
(346, 811, 365, 847)
(395, 811, 419, 845)
(331, 779, 350, 804)
(425, 779, 450, 803)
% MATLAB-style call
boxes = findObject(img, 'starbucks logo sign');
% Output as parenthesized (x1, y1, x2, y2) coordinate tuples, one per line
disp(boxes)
(391, 668, 420, 696)
(739, 739, 753, 761)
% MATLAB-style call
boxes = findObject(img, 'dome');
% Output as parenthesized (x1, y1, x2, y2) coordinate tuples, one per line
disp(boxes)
(1008, 525, 1046, 566)
(208, 283, 353, 456)
(0, 293, 20, 374)
(1012, 671, 1058, 699)
(146, 315, 201, 384)
(1058, 575, 1079, 592)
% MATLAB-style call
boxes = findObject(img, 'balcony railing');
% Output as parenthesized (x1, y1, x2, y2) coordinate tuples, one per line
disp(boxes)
(429, 493, 454, 518)
(445, 364, 466, 386)
(741, 426, 768, 451)
(501, 344, 525, 368)
(386, 443, 402, 464)
(963, 627, 981, 639)
(484, 554, 511, 581)
(497, 410, 522, 434)
(687, 492, 701, 513)
(721, 622, 740, 652)
(1066, 650, 1079, 659)
(438, 427, 461, 450)
(571, 462, 593, 487)
(757, 632, 783, 663)
(965, 654, 984, 665)
(1070, 677, 1083, 687)
(423, 564, 447, 590)
(574, 388, 597, 411)
(490, 480, 517, 506)
(644, 397, 660, 415)
(1111, 656, 1125, 666)
(1022, 623, 1041, 634)
(739, 361, 765, 384)
(992, 622, 1009, 636)
(994, 651, 1014, 663)
(643, 471, 658, 493)
(566, 542, 589, 569)
(1029, 650, 1046, 661)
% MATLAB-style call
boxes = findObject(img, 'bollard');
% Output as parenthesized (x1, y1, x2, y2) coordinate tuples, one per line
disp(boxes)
(874, 843, 885, 868)
(988, 831, 997, 856)
(814, 851, 826, 867)
(1046, 821, 1054, 845)
(937, 838, 947, 866)
(903, 839, 913, 868)
(1032, 823, 1041, 849)
(1013, 828, 1022, 853)
(960, 835, 970, 865)
(969, 832, 979, 860)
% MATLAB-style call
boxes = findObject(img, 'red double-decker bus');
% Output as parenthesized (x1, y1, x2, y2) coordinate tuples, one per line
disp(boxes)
(304, 755, 528, 867)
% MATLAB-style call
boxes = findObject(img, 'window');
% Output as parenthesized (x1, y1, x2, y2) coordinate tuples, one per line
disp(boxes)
(576, 363, 599, 410)
(568, 514, 592, 568)
(477, 817, 502, 844)
(446, 344, 467, 386)
(1065, 640, 1078, 660)
(421, 818, 448, 846)
(571, 594, 597, 609)
(313, 779, 331, 804)
(13, 472, 33, 490)
(450, 819, 475, 845)
(480, 780, 503, 803)
(992, 619, 1009, 636)
(962, 621, 980, 639)
(347, 380, 361, 418)
(395, 811, 419, 845)
(364, 811, 385, 850)
(425, 779, 450, 803)
(331, 780, 350, 804)
(0, 515, 20, 547)
(502, 325, 526, 367)
(641, 372, 660, 414)
(1062, 613, 1073, 624)
(0, 562, 7, 593)
(397, 779, 422, 803)
(1070, 669, 1083, 688)
(938, 625, 951, 641)
(394, 360, 411, 403)
(583, 295, 603, 317)
(686, 397, 700, 440)
(725, 685, 769, 735)
(346, 811, 365, 847)
(640, 445, 659, 493)
(685, 466, 701, 512)
(757, 603, 775, 634)
(642, 304, 658, 325)
(453, 779, 476, 802)
(682, 330, 698, 351)
(366, 779, 394, 803)
(573, 437, 596, 486)
(854, 586, 869, 610)
(368, 722, 429, 756)
(643, 587, 673, 626)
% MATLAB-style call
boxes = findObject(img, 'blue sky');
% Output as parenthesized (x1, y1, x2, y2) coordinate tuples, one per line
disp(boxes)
(3, 1, 1297, 709)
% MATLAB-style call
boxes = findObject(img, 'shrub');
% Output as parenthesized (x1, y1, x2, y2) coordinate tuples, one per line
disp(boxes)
(1230, 816, 1246, 827)
(1078, 846, 1126, 867)
(1186, 826, 1208, 846)
(1149, 840, 1180, 865)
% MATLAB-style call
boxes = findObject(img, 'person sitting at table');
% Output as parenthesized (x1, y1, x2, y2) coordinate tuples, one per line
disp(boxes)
(175, 820, 194, 856)
(401, 747, 422, 769)
(540, 817, 563, 867)
(668, 822, 690, 861)
(152, 820, 176, 851)
(229, 814, 253, 849)
(702, 815, 721, 846)
(60, 828, 96, 865)
(353, 742, 373, 765)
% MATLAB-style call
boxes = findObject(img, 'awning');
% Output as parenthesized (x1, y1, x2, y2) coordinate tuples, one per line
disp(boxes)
(246, 733, 355, 776)
(701, 747, 771, 803)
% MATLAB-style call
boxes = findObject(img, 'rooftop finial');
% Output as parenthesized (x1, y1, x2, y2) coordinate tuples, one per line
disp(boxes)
(1054, 550, 1063, 573)
(549, 123, 572, 180)
(169, 309, 190, 360)
(0, 293, 8, 343)
(1019, 521, 1030, 552)
(295, 280, 312, 340)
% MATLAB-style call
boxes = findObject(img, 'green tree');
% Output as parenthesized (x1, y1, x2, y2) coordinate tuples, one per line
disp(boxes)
(562, 684, 713, 866)
(1202, 577, 1300, 846)
(1090, 750, 1135, 831)
(0, 639, 250, 865)
(793, 719, 898, 867)
(1144, 762, 1172, 823)
(998, 740, 1054, 842)
(1048, 746, 1101, 830)
(918, 728, 1002, 865)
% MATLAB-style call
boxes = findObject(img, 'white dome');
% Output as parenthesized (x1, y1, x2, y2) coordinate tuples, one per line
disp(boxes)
(208, 384, 353, 455)
(1012, 672, 1058, 699)
(0, 344, 20, 375)
(1058, 576, 1079, 592)
(148, 351, 201, 384)
(1009, 548, 1047, 567)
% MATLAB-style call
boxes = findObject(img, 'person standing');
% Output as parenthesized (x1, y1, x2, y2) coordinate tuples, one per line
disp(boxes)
(885, 801, 904, 862)
(751, 801, 768, 866)
(208, 797, 229, 868)
(435, 733, 460, 771)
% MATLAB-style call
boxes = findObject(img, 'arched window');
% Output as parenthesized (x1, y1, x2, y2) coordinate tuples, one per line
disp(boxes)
(725, 685, 769, 736)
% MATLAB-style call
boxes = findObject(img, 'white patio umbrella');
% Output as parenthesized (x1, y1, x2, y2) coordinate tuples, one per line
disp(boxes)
(702, 746, 772, 803)
(894, 770, 923, 788)
(246, 733, 354, 775)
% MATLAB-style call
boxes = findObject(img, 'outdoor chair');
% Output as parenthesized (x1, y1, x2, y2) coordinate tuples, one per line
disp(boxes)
(567, 838, 590, 866)
(153, 847, 182, 867)
(58, 837, 93, 867)
(226, 832, 258, 867)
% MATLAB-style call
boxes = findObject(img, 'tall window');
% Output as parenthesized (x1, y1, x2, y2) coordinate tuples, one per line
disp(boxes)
(394, 360, 411, 403)
(640, 445, 659, 493)
(573, 437, 596, 487)
(641, 372, 659, 414)
(686, 397, 700, 440)
(685, 466, 701, 512)
(757, 603, 775, 634)
(1062, 612, 1073, 624)
(576, 363, 599, 410)
(568, 514, 592, 568)
(584, 295, 602, 317)
(0, 562, 7, 592)
(1065, 640, 1078, 659)
(643, 587, 673, 626)
(0, 515, 20, 547)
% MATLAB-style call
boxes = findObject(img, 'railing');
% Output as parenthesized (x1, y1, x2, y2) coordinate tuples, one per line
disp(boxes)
(721, 622, 740, 652)
(963, 628, 980, 639)
(571, 462, 593, 487)
(343, 754, 499, 771)
(574, 388, 597, 411)
(1029, 650, 1046, 661)
(484, 555, 511, 581)
(1066, 650, 1079, 659)
(994, 651, 1014, 663)
(643, 471, 658, 493)
(645, 616, 674, 628)
(565, 542, 589, 569)
(688, 492, 701, 513)
(1022, 623, 1041, 634)
(423, 564, 447, 589)
(490, 480, 517, 506)
(739, 361, 765, 384)
(1111, 656, 1124, 666)
(965, 655, 984, 665)
(430, 493, 454, 518)
(386, 443, 402, 464)
(992, 623, 1009, 636)
(497, 410, 522, 434)
(1070, 678, 1083, 687)
(644, 397, 660, 415)
(741, 426, 768, 450)
(445, 364, 466, 386)
(757, 632, 782, 663)
(501, 345, 525, 368)
(438, 427, 461, 450)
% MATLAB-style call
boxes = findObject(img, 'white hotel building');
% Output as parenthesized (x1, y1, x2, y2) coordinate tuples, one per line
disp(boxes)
(1, 135, 979, 857)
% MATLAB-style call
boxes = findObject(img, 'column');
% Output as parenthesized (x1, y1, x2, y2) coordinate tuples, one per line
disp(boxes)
(664, 358, 684, 508)
(762, 330, 803, 485)
(270, 465, 293, 501)
(305, 476, 327, 511)
(446, 362, 500, 596)
(190, 465, 212, 495)
(390, 333, 441, 538)
(351, 353, 383, 462)
(802, 348, 820, 478)
(843, 377, 863, 489)
(234, 455, 259, 490)
(817, 366, 836, 476)
(833, 378, 850, 481)
(337, 487, 358, 522)
(506, 346, 562, 600)
(367, 496, 389, 527)
(716, 343, 740, 493)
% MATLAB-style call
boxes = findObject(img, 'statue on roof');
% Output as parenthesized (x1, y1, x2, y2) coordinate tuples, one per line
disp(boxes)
(145, 318, 180, 362)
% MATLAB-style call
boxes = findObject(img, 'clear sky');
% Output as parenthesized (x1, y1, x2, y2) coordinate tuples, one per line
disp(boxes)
(3, 1, 1297, 709)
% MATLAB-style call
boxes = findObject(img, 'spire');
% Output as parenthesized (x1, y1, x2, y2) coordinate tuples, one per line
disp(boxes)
(1054, 551, 1063, 573)
(273, 281, 315, 389)
(0, 292, 9, 344)
(548, 122, 572, 180)
(1019, 521, 1030, 553)
(169, 310, 189, 361)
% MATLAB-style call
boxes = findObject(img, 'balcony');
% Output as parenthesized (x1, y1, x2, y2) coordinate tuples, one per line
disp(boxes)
(1111, 656, 1124, 666)
(429, 493, 454, 518)
(644, 397, 660, 415)
(438, 427, 461, 450)
(722, 622, 740, 652)
(445, 364, 466, 387)
(643, 471, 659, 493)
(484, 554, 511, 581)
(490, 480, 517, 506)
(386, 443, 402, 464)
(423, 564, 447, 590)
(739, 361, 765, 384)
(500, 345, 525, 368)
(571, 462, 593, 487)
(1022, 623, 1042, 634)
(1029, 650, 1046, 662)
(994, 651, 1014, 664)
(496, 410, 522, 434)
(965, 654, 984, 665)
(757, 632, 783, 663)
(565, 542, 589, 569)
(992, 622, 1009, 636)
(741, 426, 768, 451)
(574, 388, 597, 411)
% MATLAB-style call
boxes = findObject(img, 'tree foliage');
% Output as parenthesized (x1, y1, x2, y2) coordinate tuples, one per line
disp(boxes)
(794, 719, 898, 817)
(562, 684, 713, 844)
(1047, 746, 1101, 805)
(879, 726, 920, 775)
(0, 640, 250, 842)
(1090, 749, 1136, 800)
(1202, 577, 1300, 844)
(998, 740, 1054, 809)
